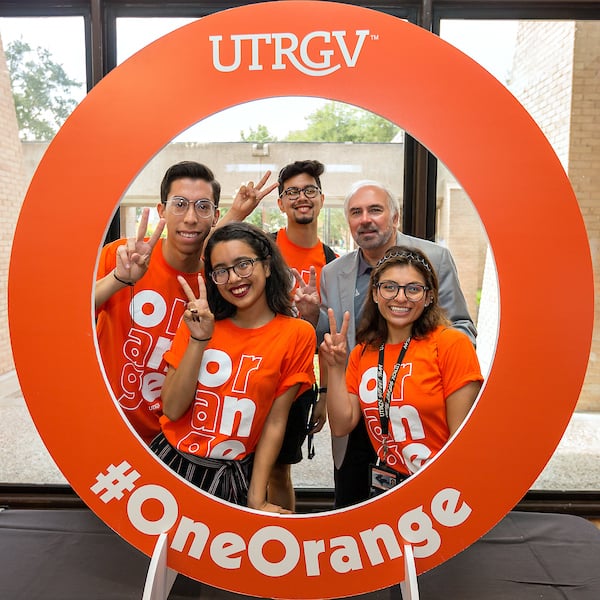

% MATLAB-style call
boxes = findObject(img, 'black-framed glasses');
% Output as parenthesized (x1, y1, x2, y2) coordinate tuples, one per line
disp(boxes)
(279, 185, 321, 200)
(210, 258, 265, 285)
(376, 281, 429, 301)
(166, 196, 215, 218)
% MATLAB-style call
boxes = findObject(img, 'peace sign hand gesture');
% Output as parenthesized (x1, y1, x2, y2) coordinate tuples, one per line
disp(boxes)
(115, 207, 165, 284)
(229, 170, 278, 221)
(319, 309, 350, 368)
(178, 274, 215, 342)
(292, 266, 320, 326)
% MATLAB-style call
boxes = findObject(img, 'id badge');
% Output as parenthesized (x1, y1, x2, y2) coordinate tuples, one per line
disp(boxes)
(369, 461, 401, 494)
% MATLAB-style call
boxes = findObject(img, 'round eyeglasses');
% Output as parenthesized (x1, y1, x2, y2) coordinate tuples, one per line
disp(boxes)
(376, 281, 429, 302)
(166, 196, 215, 218)
(279, 185, 321, 201)
(210, 258, 265, 285)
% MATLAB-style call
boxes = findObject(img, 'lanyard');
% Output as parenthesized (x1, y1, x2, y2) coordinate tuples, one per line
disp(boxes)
(377, 337, 411, 440)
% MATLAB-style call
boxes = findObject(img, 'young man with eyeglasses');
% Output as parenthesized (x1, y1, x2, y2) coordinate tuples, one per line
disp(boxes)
(267, 159, 337, 511)
(316, 180, 477, 508)
(95, 161, 275, 445)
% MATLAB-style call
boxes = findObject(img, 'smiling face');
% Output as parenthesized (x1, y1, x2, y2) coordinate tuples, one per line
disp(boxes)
(373, 264, 432, 340)
(347, 185, 398, 254)
(277, 172, 324, 225)
(157, 177, 219, 269)
(209, 239, 271, 316)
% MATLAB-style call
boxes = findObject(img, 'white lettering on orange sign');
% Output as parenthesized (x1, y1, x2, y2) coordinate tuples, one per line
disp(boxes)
(209, 30, 372, 76)
(90, 461, 472, 577)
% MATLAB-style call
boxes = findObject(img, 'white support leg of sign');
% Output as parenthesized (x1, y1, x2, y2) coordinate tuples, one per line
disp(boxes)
(399, 544, 419, 600)
(141, 532, 179, 600)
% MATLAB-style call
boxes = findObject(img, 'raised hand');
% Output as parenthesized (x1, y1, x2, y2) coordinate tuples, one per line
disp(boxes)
(229, 170, 278, 221)
(178, 274, 215, 342)
(292, 266, 320, 326)
(319, 309, 350, 367)
(114, 207, 165, 284)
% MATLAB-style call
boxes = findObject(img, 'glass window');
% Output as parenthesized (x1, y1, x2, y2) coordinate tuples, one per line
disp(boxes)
(0, 16, 86, 485)
(439, 19, 600, 491)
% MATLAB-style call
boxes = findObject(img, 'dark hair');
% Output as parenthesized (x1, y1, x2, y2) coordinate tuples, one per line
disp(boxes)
(277, 160, 325, 196)
(204, 222, 295, 320)
(160, 161, 221, 207)
(356, 245, 450, 347)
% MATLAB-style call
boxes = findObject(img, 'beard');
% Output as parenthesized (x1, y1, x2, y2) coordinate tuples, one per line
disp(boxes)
(293, 213, 315, 225)
(354, 225, 395, 250)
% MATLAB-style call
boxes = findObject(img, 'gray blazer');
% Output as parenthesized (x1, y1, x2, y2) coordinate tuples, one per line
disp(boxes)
(317, 232, 476, 468)
(317, 231, 476, 346)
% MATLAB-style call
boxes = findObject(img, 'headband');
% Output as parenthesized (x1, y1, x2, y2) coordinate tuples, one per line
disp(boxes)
(375, 250, 432, 273)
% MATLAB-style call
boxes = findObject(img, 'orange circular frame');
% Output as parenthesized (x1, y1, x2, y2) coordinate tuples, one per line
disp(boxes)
(8, 2, 594, 598)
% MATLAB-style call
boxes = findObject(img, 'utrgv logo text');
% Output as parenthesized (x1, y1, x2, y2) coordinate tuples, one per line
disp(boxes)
(209, 30, 372, 77)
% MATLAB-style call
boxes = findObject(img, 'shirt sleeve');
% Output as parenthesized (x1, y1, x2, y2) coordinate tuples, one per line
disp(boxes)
(96, 240, 119, 281)
(162, 319, 190, 370)
(95, 240, 121, 320)
(276, 319, 317, 399)
(436, 328, 484, 398)
(345, 344, 364, 396)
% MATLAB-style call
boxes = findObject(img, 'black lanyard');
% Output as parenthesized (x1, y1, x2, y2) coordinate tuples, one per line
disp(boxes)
(377, 337, 411, 437)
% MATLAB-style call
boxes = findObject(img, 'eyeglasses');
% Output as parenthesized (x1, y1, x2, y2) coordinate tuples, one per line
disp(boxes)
(279, 185, 321, 200)
(166, 196, 215, 218)
(210, 258, 265, 285)
(376, 281, 429, 301)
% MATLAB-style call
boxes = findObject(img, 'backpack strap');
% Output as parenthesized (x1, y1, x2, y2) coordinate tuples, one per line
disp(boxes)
(322, 243, 337, 264)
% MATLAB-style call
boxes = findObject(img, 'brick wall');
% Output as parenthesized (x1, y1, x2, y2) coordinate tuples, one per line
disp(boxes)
(0, 34, 26, 374)
(568, 22, 600, 410)
(437, 183, 487, 325)
(509, 21, 598, 410)
(510, 21, 575, 170)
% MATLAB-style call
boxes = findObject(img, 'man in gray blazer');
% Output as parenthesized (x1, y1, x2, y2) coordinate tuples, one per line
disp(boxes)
(317, 180, 476, 508)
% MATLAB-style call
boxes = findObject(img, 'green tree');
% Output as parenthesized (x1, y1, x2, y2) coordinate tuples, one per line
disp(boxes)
(240, 124, 278, 142)
(5, 39, 83, 140)
(284, 101, 399, 142)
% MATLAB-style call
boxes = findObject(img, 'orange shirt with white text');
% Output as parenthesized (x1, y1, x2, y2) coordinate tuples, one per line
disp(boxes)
(160, 315, 316, 460)
(96, 238, 200, 444)
(346, 326, 483, 476)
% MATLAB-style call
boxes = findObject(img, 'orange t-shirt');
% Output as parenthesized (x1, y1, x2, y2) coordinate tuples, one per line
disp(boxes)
(160, 315, 316, 460)
(275, 228, 334, 294)
(346, 326, 483, 476)
(96, 238, 200, 444)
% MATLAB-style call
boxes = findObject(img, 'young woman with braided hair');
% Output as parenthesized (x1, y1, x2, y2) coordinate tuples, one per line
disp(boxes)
(320, 245, 483, 496)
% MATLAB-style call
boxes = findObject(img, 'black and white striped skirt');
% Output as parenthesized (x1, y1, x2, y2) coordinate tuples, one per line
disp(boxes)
(150, 432, 254, 506)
